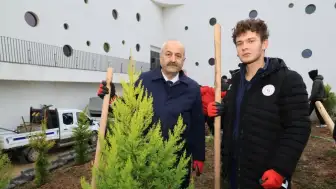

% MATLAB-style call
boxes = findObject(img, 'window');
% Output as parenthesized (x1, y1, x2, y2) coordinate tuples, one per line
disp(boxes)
(150, 50, 160, 70)
(24, 11, 39, 27)
(63, 45, 73, 57)
(62, 113, 74, 125)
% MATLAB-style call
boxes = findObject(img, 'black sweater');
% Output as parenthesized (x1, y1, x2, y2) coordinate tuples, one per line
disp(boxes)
(220, 58, 311, 188)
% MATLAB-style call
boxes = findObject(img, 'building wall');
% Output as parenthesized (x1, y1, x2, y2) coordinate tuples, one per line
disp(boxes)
(162, 1, 336, 91)
(0, 80, 123, 129)
(0, 0, 164, 129)
(0, 0, 165, 63)
(0, 0, 335, 128)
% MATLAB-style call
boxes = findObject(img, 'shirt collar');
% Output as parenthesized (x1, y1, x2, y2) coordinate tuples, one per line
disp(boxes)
(161, 69, 179, 83)
(150, 67, 189, 85)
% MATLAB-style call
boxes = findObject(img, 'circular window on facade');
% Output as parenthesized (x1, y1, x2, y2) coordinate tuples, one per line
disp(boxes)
(288, 3, 294, 8)
(24, 11, 39, 27)
(112, 9, 118, 20)
(104, 42, 110, 53)
(209, 17, 217, 26)
(185, 26, 188, 30)
(249, 10, 258, 18)
(305, 4, 316, 14)
(195, 62, 199, 66)
(63, 45, 73, 57)
(208, 58, 215, 66)
(84, 0, 88, 4)
(86, 41, 91, 46)
(136, 44, 140, 52)
(63, 23, 69, 30)
(301, 49, 312, 58)
(136, 13, 141, 22)
(122, 40, 125, 45)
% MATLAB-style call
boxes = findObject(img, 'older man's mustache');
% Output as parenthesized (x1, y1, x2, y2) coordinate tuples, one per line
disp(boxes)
(167, 62, 178, 67)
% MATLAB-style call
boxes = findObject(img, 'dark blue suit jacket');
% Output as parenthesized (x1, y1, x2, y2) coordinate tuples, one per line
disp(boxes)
(136, 68, 205, 161)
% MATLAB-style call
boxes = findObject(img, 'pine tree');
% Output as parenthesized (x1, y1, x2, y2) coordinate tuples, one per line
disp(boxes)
(29, 110, 55, 186)
(0, 152, 12, 189)
(81, 57, 193, 189)
(73, 109, 92, 164)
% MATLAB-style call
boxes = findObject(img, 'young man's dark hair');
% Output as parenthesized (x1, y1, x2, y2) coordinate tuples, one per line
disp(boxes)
(308, 69, 327, 127)
(207, 18, 311, 189)
(232, 18, 269, 45)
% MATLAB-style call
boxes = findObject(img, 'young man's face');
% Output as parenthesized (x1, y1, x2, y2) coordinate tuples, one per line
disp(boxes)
(235, 31, 268, 64)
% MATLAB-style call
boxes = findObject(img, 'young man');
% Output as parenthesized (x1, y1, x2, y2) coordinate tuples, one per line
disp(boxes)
(98, 40, 205, 189)
(308, 69, 327, 127)
(207, 19, 311, 189)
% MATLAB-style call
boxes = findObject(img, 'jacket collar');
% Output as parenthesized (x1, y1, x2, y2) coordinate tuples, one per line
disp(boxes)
(150, 67, 189, 85)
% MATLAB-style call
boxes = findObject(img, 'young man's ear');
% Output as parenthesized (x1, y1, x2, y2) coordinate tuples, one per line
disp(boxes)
(262, 39, 269, 51)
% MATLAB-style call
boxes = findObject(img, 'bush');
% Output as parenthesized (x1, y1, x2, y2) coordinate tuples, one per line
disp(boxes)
(0, 152, 12, 189)
(81, 58, 193, 189)
(29, 111, 55, 186)
(73, 109, 92, 165)
(323, 84, 336, 117)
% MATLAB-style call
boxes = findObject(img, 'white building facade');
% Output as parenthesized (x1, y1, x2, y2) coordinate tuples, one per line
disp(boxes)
(0, 0, 334, 129)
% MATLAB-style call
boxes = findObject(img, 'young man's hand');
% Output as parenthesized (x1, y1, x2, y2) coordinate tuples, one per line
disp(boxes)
(207, 101, 225, 117)
(260, 169, 284, 189)
(200, 86, 227, 115)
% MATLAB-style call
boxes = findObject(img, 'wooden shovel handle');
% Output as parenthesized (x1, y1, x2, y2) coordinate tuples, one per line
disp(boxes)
(91, 67, 113, 189)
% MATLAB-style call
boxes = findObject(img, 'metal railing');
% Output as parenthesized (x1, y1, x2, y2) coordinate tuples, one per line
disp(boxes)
(0, 36, 150, 73)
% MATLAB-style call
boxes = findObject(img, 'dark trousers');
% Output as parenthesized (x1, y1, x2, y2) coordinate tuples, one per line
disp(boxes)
(309, 101, 325, 125)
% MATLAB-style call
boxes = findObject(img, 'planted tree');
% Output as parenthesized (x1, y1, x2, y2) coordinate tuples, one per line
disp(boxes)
(0, 152, 12, 189)
(29, 110, 55, 186)
(73, 109, 92, 165)
(81, 59, 193, 189)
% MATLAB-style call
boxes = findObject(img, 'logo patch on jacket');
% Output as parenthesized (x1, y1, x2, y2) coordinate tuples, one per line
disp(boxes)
(262, 84, 275, 96)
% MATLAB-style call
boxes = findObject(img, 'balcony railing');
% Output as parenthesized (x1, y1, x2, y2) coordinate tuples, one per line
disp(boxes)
(0, 36, 150, 73)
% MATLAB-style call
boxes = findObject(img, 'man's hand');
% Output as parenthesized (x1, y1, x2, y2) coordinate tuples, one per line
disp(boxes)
(200, 86, 227, 115)
(192, 160, 204, 176)
(260, 169, 284, 189)
(207, 101, 225, 117)
(97, 80, 116, 99)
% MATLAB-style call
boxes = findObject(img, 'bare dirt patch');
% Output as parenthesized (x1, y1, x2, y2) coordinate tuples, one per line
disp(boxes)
(14, 126, 336, 189)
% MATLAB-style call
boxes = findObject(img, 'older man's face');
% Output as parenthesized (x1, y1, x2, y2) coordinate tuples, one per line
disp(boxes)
(160, 41, 185, 74)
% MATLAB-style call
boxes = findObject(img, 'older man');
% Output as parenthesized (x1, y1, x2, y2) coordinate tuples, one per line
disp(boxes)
(98, 40, 205, 188)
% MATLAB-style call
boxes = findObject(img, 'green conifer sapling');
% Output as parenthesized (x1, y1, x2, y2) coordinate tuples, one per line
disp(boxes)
(29, 110, 55, 186)
(73, 109, 92, 164)
(0, 152, 12, 189)
(81, 57, 193, 189)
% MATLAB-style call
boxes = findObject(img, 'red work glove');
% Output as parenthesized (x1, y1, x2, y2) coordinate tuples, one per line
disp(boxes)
(200, 86, 227, 115)
(207, 101, 225, 117)
(221, 91, 227, 98)
(260, 169, 284, 189)
(97, 80, 116, 102)
(192, 160, 204, 176)
(200, 86, 215, 115)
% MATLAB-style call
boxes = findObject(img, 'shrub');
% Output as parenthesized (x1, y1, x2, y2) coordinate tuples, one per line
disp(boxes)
(81, 57, 193, 189)
(73, 110, 92, 165)
(0, 152, 12, 189)
(323, 84, 336, 117)
(29, 110, 55, 186)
